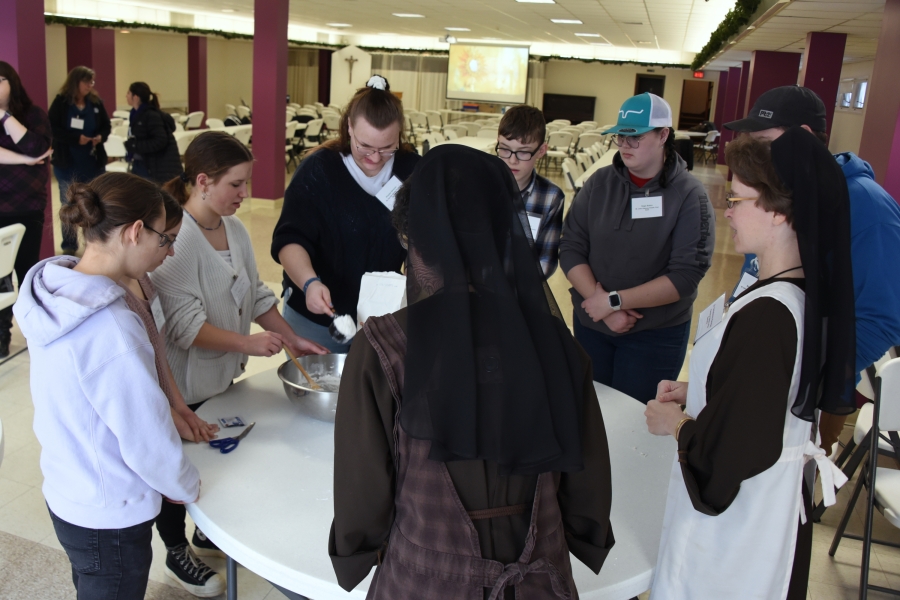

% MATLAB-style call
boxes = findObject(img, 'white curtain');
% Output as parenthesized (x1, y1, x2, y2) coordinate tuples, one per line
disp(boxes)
(371, 53, 451, 112)
(287, 49, 319, 106)
(526, 61, 545, 109)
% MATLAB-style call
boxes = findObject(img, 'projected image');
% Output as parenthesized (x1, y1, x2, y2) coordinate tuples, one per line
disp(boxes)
(447, 44, 529, 104)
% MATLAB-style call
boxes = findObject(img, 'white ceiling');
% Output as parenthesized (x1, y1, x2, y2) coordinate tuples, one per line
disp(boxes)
(708, 0, 884, 69)
(48, 0, 884, 68)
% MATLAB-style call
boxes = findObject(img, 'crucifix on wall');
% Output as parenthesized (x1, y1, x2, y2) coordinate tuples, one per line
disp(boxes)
(345, 56, 359, 84)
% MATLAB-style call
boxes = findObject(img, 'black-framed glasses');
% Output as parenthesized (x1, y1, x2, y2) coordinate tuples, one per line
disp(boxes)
(611, 134, 648, 149)
(725, 193, 758, 209)
(144, 224, 175, 248)
(495, 145, 540, 161)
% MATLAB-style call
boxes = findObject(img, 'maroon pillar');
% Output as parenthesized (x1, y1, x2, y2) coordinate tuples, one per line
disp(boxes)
(884, 108, 900, 203)
(66, 27, 116, 118)
(188, 36, 208, 126)
(716, 66, 742, 165)
(251, 0, 289, 200)
(318, 50, 332, 106)
(1, 0, 54, 259)
(712, 69, 730, 131)
(798, 32, 847, 138)
(736, 60, 750, 119)
(744, 50, 802, 120)
(859, 0, 900, 187)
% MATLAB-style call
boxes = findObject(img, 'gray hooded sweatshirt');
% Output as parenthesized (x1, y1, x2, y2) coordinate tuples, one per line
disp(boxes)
(559, 153, 714, 336)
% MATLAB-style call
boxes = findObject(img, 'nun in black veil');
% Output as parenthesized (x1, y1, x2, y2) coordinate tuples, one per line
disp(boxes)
(329, 144, 615, 600)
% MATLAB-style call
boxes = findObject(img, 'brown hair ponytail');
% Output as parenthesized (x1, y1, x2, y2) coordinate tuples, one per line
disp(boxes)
(322, 75, 411, 154)
(59, 173, 168, 244)
(163, 131, 254, 205)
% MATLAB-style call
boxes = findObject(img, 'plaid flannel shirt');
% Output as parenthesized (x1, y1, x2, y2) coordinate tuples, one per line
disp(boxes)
(0, 106, 52, 214)
(521, 171, 565, 278)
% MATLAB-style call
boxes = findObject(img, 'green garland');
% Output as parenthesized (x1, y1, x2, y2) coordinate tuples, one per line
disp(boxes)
(690, 0, 763, 71)
(537, 55, 691, 69)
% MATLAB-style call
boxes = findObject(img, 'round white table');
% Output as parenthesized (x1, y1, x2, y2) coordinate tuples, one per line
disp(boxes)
(434, 136, 498, 153)
(185, 369, 675, 600)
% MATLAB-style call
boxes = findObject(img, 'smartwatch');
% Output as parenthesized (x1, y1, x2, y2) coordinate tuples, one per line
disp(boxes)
(608, 291, 622, 311)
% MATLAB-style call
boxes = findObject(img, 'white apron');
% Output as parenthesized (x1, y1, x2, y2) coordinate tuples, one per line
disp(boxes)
(650, 282, 847, 600)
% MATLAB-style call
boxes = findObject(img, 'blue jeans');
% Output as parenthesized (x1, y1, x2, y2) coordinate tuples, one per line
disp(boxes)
(53, 167, 79, 251)
(282, 289, 351, 354)
(573, 317, 691, 404)
(49, 507, 154, 599)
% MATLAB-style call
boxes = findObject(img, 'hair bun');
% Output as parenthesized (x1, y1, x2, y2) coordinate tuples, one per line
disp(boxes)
(62, 182, 105, 229)
(367, 75, 389, 91)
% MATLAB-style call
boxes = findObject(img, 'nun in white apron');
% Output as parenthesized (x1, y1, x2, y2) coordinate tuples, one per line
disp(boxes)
(645, 128, 857, 600)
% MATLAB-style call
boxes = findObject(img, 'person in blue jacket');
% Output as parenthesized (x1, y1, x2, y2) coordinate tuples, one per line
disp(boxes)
(725, 85, 900, 453)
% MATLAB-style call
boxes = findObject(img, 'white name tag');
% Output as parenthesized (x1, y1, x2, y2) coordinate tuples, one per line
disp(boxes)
(231, 268, 251, 308)
(632, 196, 663, 219)
(70, 117, 85, 130)
(150, 295, 167, 334)
(695, 293, 726, 343)
(733, 271, 759, 300)
(526, 212, 541, 242)
(376, 176, 404, 211)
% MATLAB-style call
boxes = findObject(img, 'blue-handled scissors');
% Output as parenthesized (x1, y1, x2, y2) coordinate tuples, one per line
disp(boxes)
(209, 422, 255, 454)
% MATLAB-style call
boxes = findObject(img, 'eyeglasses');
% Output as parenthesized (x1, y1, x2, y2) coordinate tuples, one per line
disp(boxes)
(495, 145, 540, 161)
(353, 138, 398, 158)
(144, 224, 175, 248)
(611, 134, 647, 149)
(725, 193, 758, 209)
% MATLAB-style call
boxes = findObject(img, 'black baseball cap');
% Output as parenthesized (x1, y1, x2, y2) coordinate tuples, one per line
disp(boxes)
(725, 85, 827, 133)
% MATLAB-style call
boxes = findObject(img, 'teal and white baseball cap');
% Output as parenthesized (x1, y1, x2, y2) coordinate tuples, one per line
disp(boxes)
(603, 93, 673, 136)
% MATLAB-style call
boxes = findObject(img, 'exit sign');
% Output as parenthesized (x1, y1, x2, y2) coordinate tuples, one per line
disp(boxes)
(693, 71, 705, 79)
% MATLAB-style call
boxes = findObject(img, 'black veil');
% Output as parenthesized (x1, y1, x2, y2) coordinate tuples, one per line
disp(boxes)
(400, 144, 586, 476)
(770, 127, 856, 421)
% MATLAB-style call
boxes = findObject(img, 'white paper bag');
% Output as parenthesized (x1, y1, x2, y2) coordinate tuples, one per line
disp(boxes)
(356, 271, 407, 327)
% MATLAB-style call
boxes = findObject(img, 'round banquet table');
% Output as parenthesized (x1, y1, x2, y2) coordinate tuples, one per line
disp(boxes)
(185, 369, 675, 600)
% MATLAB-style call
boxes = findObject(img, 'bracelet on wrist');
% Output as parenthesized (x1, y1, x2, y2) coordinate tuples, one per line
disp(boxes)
(302, 276, 321, 295)
(675, 417, 693, 442)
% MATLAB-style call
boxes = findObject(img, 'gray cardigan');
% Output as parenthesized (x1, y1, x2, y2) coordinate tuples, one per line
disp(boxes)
(150, 215, 277, 404)
(559, 153, 714, 336)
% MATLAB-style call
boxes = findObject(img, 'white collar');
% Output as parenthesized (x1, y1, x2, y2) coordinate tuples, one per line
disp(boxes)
(341, 152, 396, 197)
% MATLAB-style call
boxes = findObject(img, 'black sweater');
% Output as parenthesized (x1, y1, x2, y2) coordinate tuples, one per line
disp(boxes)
(125, 106, 182, 184)
(48, 94, 111, 171)
(271, 148, 420, 327)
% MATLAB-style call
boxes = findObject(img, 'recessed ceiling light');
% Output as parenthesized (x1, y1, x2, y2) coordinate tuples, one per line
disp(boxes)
(327, 23, 352, 27)
(551, 19, 583, 24)
(445, 27, 470, 31)
(575, 33, 600, 37)
(590, 42, 612, 46)
(516, 0, 555, 3)
(636, 41, 652, 44)
(622, 21, 642, 25)
(393, 13, 424, 18)
(120, 30, 130, 33)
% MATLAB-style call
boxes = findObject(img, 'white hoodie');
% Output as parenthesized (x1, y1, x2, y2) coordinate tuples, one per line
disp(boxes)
(14, 257, 200, 529)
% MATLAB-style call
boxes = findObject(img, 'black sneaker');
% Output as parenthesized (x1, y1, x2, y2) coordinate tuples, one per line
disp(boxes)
(165, 543, 225, 598)
(192, 527, 226, 559)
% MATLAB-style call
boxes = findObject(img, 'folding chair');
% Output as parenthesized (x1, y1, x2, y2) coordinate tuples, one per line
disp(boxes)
(0, 224, 27, 365)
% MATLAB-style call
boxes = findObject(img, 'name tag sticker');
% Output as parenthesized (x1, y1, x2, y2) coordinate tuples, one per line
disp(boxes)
(150, 295, 167, 334)
(732, 271, 759, 301)
(376, 176, 404, 211)
(695, 293, 726, 343)
(231, 268, 251, 307)
(526, 212, 541, 241)
(70, 117, 85, 130)
(632, 196, 663, 219)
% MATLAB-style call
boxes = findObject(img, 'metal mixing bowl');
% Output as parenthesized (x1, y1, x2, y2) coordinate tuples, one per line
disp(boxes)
(277, 353, 347, 422)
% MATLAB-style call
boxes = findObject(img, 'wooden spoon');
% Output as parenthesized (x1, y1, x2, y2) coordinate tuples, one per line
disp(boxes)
(284, 346, 322, 391)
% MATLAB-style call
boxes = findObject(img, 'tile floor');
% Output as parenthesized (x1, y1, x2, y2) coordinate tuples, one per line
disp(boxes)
(1, 162, 897, 599)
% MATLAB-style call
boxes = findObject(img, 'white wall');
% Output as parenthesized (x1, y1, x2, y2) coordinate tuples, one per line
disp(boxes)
(114, 30, 188, 112)
(543, 60, 720, 126)
(331, 46, 372, 109)
(207, 37, 253, 120)
(829, 60, 874, 156)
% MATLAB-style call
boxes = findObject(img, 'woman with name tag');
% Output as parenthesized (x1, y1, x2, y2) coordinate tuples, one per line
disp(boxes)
(272, 75, 420, 352)
(49, 66, 111, 255)
(644, 131, 855, 600)
(559, 93, 713, 403)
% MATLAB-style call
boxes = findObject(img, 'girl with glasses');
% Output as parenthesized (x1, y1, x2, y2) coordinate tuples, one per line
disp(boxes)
(559, 93, 714, 404)
(273, 75, 420, 352)
(14, 172, 201, 599)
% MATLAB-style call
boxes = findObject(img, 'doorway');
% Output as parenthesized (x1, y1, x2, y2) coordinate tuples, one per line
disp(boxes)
(635, 74, 666, 97)
(678, 80, 713, 130)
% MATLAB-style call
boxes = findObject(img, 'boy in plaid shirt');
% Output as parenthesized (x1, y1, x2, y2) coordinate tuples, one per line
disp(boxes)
(496, 105, 565, 279)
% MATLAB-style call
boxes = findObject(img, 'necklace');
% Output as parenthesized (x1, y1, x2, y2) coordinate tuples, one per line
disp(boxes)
(185, 210, 223, 231)
(762, 266, 803, 281)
